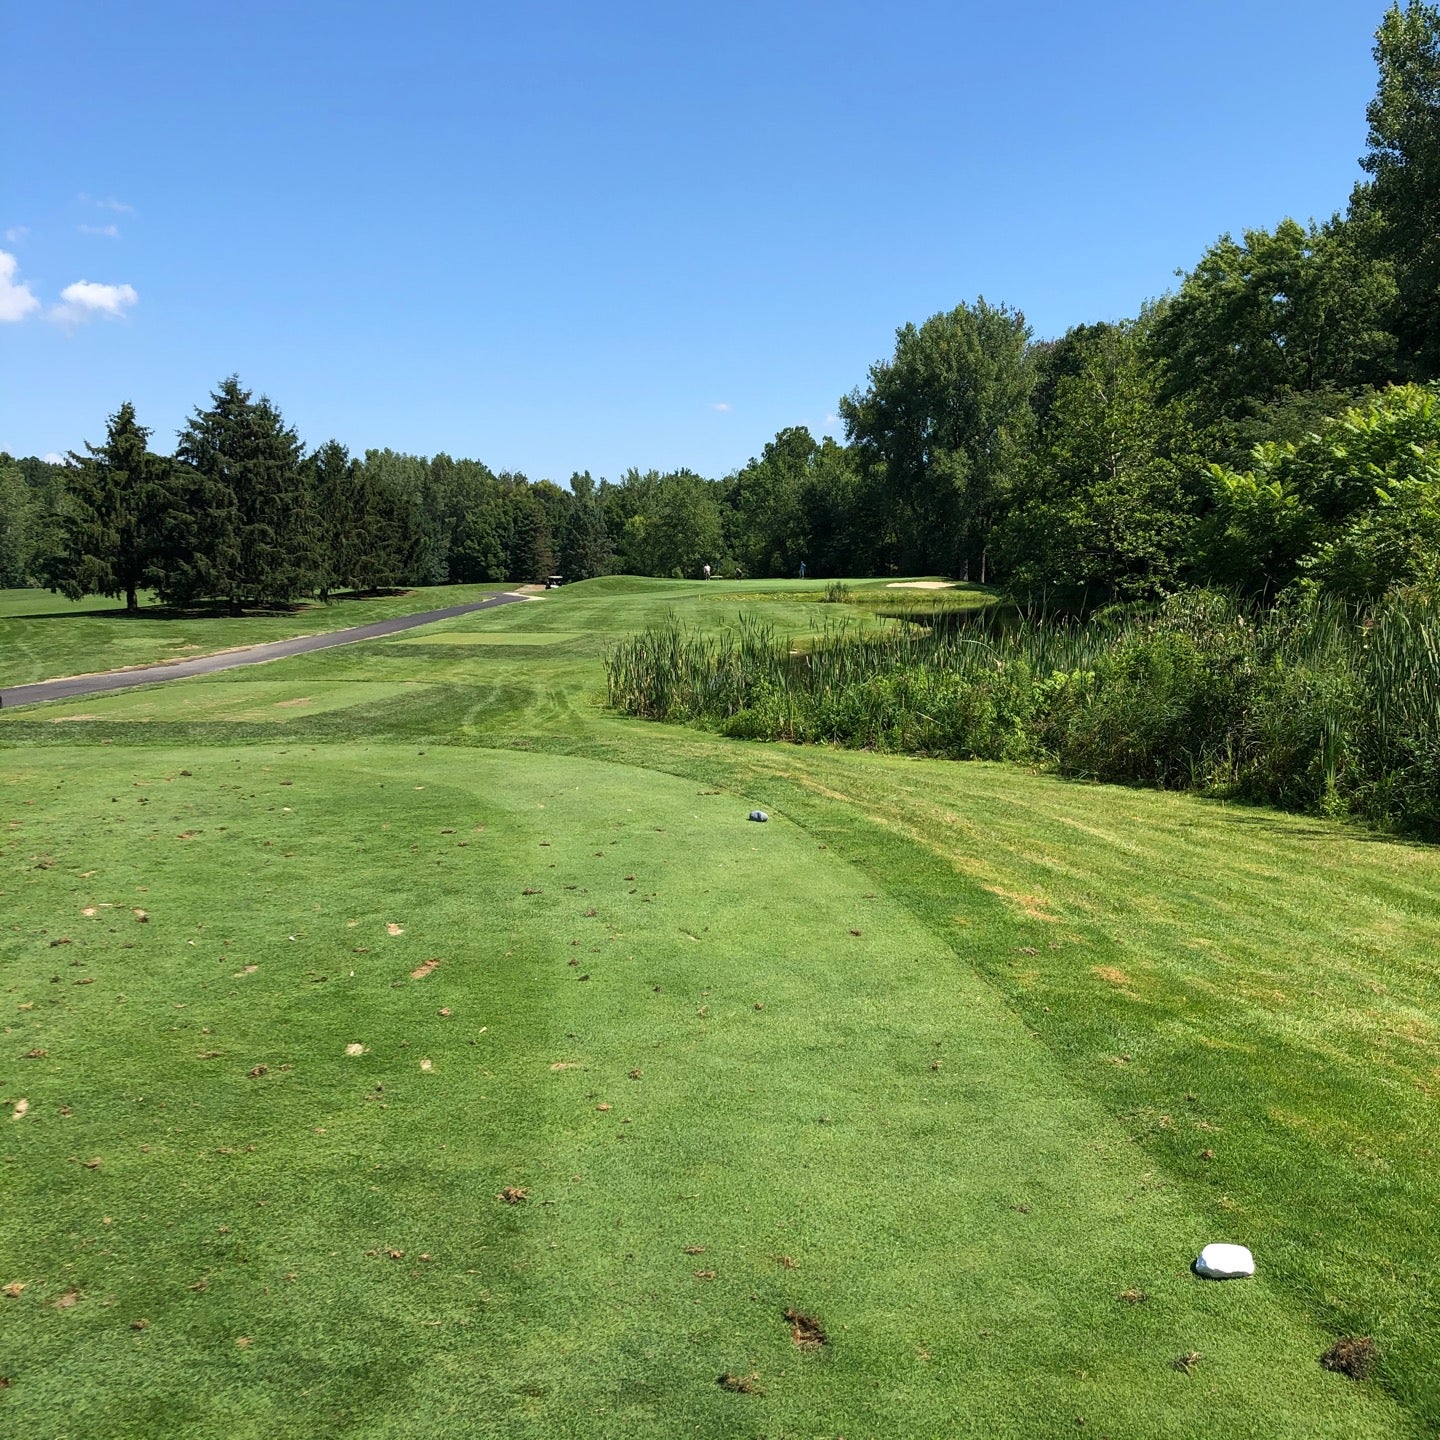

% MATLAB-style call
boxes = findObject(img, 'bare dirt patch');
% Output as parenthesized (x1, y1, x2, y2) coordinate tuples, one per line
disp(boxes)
(274, 698, 312, 708)
(410, 959, 441, 979)
(1321, 1336, 1379, 1379)
(784, 1307, 828, 1351)
(717, 1372, 765, 1395)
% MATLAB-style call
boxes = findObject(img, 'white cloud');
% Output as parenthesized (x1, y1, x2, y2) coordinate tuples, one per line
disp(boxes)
(77, 193, 134, 214)
(50, 278, 138, 325)
(0, 248, 140, 327)
(78, 223, 120, 238)
(0, 250, 40, 322)
(710, 401, 733, 413)
(42, 452, 67, 465)
(823, 413, 841, 430)
(4, 225, 28, 243)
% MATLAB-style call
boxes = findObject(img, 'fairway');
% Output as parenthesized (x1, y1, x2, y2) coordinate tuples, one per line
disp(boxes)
(0, 586, 508, 690)
(2, 577, 1436, 1438)
(387, 630, 582, 647)
(13, 680, 431, 724)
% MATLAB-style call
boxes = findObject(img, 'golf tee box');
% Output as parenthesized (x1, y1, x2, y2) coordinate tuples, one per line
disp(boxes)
(1195, 1243, 1255, 1279)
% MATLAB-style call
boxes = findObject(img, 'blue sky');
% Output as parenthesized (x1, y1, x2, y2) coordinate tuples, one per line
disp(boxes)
(3, 1, 1387, 481)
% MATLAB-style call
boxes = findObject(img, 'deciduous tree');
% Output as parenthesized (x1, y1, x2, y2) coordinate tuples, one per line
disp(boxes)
(839, 299, 1034, 578)
(1150, 219, 1397, 443)
(997, 324, 1195, 605)
(1355, 1, 1440, 376)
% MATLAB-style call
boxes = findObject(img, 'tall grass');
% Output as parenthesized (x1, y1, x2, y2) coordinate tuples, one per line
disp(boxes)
(606, 590, 1440, 834)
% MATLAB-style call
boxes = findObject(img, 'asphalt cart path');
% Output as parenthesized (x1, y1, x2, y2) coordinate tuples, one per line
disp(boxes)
(0, 591, 531, 710)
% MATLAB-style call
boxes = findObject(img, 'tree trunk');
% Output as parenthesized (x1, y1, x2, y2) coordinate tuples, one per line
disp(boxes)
(126, 585, 138, 613)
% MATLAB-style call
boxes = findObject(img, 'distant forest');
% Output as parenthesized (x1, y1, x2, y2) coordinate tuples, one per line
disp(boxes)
(5, 3, 1440, 613)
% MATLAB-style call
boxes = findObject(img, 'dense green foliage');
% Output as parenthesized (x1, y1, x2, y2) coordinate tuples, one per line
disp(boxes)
(50, 403, 173, 612)
(608, 586, 1440, 835)
(1359, 0, 1440, 374)
(1201, 383, 1440, 599)
(997, 320, 1196, 605)
(0, 455, 68, 589)
(839, 299, 1035, 580)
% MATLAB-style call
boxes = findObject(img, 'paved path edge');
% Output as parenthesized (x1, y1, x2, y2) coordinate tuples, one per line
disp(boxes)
(0, 591, 531, 709)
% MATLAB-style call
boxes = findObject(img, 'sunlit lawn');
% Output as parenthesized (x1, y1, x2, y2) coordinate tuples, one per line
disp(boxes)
(0, 576, 1433, 1437)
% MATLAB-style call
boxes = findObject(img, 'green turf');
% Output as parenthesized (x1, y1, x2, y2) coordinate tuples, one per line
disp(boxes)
(15, 681, 432, 725)
(0, 589, 137, 618)
(0, 585, 508, 689)
(388, 630, 583, 646)
(0, 576, 1434, 1437)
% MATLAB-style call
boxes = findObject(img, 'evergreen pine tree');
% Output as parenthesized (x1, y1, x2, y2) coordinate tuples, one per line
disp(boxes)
(50, 402, 169, 611)
(174, 377, 313, 609)
(0, 460, 35, 589)
(558, 471, 612, 579)
(308, 439, 363, 600)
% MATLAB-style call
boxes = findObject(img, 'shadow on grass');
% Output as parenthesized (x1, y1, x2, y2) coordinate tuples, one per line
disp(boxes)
(1201, 803, 1439, 849)
(8, 589, 414, 622)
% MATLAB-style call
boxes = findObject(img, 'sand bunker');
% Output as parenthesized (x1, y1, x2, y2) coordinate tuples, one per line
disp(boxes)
(886, 581, 957, 590)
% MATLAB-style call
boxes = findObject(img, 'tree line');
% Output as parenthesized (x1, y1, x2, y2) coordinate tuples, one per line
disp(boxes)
(4, 3, 1439, 612)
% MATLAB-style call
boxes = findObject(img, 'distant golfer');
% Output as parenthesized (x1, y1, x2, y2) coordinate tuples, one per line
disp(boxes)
(797, 561, 806, 579)
(702, 563, 711, 581)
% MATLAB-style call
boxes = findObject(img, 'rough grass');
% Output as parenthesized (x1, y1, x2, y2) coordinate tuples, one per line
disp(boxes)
(0, 576, 1435, 1436)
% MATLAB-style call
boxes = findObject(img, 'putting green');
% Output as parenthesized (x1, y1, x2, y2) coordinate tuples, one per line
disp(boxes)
(0, 744, 1401, 1438)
